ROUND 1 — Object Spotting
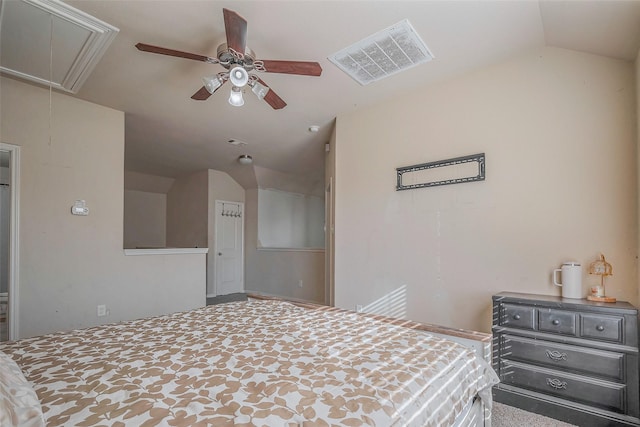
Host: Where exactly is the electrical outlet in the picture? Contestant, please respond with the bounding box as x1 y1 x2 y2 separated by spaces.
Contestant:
97 304 107 317
356 305 363 313
298 280 303 288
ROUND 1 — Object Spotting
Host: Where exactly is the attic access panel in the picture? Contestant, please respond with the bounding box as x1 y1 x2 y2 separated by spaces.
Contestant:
328 19 434 85
0 0 118 93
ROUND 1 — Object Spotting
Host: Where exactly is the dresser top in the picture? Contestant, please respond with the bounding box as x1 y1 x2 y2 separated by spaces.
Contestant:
494 291 638 314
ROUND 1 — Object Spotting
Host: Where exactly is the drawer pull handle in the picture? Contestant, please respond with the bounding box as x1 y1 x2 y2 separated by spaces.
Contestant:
546 350 568 361
546 378 567 390
513 314 521 320
596 325 605 332
552 319 560 326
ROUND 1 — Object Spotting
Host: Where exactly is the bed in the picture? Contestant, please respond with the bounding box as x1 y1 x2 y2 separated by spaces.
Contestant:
0 297 499 426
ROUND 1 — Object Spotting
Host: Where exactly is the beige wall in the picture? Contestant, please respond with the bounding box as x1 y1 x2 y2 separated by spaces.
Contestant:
124 170 174 194
166 170 208 248
207 169 245 295
637 48 640 306
123 171 174 249
1 77 206 338
243 165 326 303
245 188 325 303
123 189 166 249
254 166 324 197
334 47 637 332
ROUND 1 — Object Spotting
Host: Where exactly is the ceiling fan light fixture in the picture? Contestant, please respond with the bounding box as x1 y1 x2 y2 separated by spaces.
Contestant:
229 66 249 87
229 86 244 106
251 81 269 100
202 74 223 94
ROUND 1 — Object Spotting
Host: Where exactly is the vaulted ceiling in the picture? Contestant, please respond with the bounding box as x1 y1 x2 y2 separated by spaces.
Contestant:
3 1 640 189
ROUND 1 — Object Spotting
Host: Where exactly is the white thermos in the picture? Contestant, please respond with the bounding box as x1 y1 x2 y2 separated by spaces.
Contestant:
553 262 583 299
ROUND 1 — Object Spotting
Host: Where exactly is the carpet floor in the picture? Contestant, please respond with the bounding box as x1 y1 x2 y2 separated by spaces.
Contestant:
492 402 577 427
206 292 248 305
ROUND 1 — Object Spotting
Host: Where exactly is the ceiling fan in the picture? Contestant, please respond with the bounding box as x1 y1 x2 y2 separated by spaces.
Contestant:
135 8 322 110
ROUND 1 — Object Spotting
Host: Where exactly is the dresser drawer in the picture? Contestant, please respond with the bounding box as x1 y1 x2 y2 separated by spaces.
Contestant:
538 309 576 336
581 314 623 343
500 304 535 330
500 361 625 412
500 334 625 381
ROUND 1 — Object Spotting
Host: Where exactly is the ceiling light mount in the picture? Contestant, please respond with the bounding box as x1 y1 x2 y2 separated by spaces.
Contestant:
238 154 253 165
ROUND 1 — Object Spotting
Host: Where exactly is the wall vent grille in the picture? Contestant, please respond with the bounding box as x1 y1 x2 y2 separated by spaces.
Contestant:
328 19 433 85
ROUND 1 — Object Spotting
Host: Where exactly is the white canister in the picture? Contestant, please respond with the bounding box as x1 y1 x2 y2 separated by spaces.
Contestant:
553 262 583 299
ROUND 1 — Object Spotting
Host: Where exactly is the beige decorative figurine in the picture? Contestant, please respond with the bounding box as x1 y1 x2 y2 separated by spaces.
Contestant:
587 253 616 302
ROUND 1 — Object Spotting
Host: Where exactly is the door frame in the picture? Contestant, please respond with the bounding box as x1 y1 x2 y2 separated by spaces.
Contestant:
0 143 20 340
325 178 334 306
213 200 244 296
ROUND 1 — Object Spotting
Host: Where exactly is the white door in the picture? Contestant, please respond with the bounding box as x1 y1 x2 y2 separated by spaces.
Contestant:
214 200 244 296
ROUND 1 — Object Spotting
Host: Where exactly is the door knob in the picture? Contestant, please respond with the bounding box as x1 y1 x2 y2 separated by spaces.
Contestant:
218 252 222 256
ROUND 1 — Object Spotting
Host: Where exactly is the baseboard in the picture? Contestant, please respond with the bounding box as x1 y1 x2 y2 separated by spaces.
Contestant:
245 290 322 305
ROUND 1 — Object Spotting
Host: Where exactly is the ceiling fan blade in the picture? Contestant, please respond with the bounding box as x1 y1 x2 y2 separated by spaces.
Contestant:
260 60 322 76
136 43 215 63
191 86 213 101
223 8 247 55
256 78 287 110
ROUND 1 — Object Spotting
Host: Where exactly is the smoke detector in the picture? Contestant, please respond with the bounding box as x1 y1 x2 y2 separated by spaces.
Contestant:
328 19 433 85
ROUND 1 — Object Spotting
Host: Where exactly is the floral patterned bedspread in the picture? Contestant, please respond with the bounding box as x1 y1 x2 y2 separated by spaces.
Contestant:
0 300 498 426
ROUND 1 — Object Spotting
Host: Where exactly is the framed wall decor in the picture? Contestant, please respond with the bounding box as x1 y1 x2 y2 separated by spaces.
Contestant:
396 153 485 191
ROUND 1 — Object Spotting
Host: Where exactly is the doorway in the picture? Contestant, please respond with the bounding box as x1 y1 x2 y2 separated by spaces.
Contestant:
0 143 20 341
212 200 244 296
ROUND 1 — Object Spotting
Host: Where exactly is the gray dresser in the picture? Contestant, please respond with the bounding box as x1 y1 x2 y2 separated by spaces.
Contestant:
492 292 639 426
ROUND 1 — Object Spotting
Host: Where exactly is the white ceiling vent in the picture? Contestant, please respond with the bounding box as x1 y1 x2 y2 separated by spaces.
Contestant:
0 0 119 93
328 19 433 86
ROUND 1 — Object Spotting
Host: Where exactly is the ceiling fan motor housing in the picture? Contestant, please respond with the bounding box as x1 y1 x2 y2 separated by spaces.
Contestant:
216 43 255 70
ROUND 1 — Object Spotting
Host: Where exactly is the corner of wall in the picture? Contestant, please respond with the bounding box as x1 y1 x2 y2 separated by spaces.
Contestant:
325 121 337 306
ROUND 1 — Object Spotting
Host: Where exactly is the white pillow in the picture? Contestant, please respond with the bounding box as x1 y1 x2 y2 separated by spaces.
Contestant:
0 351 45 427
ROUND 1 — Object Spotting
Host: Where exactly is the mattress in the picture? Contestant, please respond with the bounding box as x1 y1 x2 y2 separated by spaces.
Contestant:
0 300 499 426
